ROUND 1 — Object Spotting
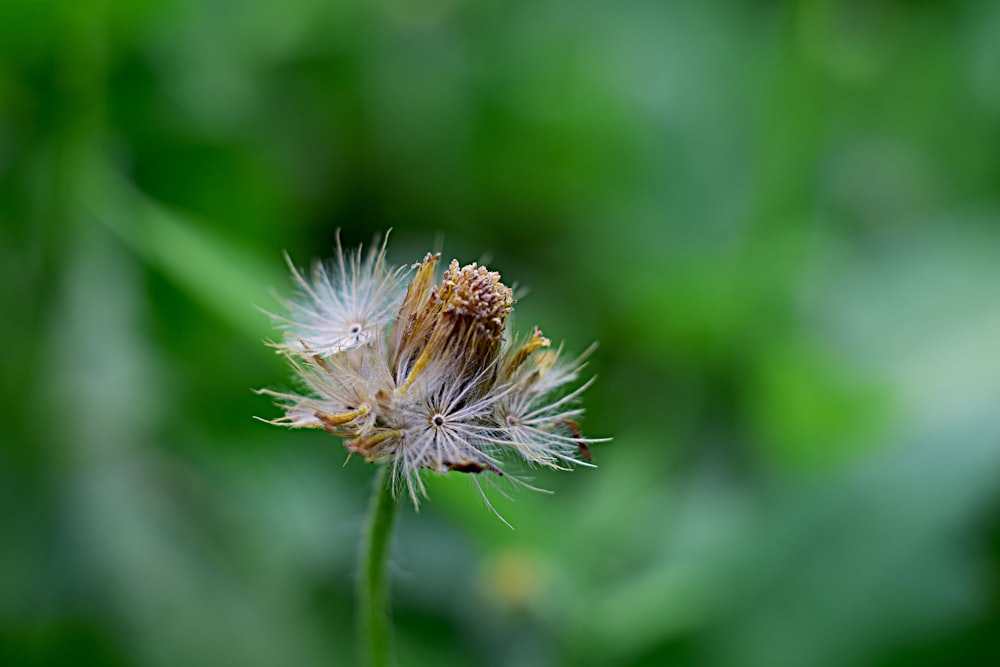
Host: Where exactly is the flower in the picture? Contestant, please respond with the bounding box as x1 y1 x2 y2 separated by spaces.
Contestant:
259 234 603 516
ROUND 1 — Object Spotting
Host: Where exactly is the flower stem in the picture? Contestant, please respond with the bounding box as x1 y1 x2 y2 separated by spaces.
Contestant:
358 464 398 667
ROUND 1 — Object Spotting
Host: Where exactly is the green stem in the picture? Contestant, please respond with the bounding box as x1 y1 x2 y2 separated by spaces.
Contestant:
358 465 398 667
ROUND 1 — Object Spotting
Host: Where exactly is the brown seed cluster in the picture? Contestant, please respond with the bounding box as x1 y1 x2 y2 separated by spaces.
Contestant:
436 260 514 337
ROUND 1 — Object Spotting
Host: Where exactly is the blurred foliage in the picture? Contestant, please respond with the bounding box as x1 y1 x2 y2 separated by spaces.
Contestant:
3 0 1000 666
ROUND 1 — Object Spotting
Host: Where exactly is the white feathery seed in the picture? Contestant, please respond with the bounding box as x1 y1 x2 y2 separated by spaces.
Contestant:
270 234 408 356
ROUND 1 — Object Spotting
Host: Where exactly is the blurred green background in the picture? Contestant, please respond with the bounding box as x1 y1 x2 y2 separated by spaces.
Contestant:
3 0 1000 665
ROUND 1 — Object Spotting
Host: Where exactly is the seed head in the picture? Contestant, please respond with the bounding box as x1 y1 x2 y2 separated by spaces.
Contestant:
258 234 603 516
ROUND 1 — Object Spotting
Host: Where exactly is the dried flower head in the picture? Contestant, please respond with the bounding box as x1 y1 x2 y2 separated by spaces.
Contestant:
259 234 603 517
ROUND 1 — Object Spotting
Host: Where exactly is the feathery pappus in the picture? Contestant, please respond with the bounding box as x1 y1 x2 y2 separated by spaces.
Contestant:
258 234 603 518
